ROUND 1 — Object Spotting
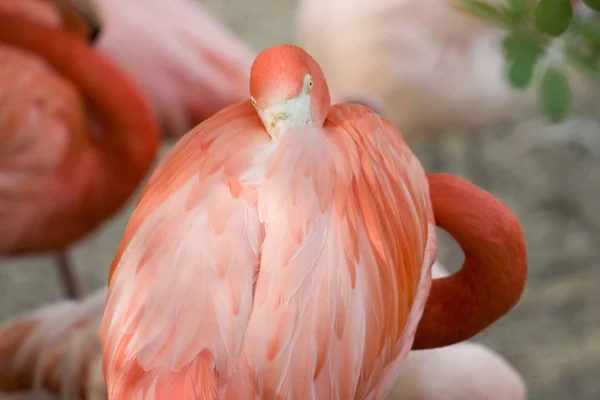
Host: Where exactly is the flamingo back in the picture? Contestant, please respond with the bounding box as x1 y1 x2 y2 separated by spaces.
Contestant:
95 0 255 136
230 105 435 399
102 103 436 399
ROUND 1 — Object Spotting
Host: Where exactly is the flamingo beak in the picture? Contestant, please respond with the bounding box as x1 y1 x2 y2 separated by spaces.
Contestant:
259 109 290 140
54 0 103 43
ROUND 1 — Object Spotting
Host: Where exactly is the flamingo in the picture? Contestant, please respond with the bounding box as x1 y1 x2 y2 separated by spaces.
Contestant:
294 0 588 183
0 263 526 399
98 43 526 398
0 4 159 299
92 0 257 138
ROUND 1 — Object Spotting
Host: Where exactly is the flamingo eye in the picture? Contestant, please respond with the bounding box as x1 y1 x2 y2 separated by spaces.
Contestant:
304 74 313 93
306 77 313 92
250 97 258 110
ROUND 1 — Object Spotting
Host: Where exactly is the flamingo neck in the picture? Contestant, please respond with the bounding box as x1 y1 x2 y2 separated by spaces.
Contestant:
413 173 527 349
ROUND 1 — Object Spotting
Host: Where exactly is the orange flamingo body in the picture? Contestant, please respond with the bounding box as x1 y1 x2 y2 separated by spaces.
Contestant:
101 44 526 398
0 6 159 297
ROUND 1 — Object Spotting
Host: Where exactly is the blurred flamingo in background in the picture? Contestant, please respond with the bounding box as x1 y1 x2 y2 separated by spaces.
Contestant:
99 44 526 398
0 4 159 299
294 0 587 182
0 263 526 400
390 342 527 399
0 288 106 399
295 0 533 131
93 0 258 138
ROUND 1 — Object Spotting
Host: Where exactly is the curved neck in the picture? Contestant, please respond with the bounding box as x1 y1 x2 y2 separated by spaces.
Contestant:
0 13 159 244
413 173 527 349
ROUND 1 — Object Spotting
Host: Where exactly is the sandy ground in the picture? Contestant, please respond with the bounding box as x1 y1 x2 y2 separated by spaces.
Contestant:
2 0 600 399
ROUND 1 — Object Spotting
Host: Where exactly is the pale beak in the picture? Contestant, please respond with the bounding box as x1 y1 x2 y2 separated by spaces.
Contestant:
270 113 288 129
53 0 102 43
259 110 290 140
255 94 312 140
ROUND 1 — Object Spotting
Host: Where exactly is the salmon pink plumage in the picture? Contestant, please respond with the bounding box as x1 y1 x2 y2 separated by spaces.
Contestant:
101 44 527 399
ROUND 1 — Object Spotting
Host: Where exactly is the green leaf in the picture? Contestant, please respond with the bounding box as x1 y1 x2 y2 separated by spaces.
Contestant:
505 0 530 22
539 66 572 122
565 44 600 75
502 32 544 88
572 18 600 48
456 0 512 25
535 0 573 36
583 0 600 12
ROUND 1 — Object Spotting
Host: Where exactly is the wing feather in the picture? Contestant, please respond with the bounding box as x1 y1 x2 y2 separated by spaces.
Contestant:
101 102 270 399
232 104 436 399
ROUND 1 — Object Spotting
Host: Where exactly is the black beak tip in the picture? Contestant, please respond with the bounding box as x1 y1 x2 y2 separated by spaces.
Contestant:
88 24 102 44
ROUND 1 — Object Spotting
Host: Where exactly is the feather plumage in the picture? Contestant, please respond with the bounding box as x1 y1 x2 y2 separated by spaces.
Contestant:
102 103 269 399
103 102 436 399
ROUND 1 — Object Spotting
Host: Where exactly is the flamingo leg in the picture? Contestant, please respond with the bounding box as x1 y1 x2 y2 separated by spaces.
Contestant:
54 251 83 299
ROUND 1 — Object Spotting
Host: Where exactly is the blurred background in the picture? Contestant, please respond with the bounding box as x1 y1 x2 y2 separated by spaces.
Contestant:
1 0 600 399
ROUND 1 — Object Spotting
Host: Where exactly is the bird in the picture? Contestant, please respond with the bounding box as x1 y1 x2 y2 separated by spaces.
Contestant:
0 265 524 400
92 0 258 138
0 4 159 299
99 43 527 398
293 0 586 183
386 261 527 400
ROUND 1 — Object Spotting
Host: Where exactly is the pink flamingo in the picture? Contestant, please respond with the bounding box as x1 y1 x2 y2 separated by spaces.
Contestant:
99 44 526 398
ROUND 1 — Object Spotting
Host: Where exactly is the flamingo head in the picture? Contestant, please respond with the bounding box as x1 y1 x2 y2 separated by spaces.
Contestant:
53 0 103 42
249 44 331 140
